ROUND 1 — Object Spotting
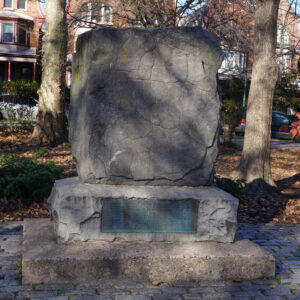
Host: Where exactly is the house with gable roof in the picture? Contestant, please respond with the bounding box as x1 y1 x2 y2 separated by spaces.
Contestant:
0 0 44 81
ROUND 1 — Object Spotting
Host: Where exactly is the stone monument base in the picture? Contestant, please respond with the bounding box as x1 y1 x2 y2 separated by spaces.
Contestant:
48 177 239 243
22 219 275 284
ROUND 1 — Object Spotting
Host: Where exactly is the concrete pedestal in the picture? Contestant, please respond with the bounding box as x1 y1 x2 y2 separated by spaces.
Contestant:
22 219 275 285
48 177 239 243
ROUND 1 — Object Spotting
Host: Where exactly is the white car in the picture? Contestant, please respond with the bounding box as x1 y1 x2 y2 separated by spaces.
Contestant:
0 94 38 122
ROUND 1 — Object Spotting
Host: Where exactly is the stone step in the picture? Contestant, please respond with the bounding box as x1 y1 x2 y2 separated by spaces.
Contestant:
22 219 275 285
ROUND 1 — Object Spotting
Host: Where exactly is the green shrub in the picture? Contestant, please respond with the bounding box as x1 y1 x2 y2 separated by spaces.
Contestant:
219 78 246 143
0 80 39 106
220 77 249 101
35 146 49 158
214 176 245 198
273 73 300 112
221 98 243 139
0 155 63 205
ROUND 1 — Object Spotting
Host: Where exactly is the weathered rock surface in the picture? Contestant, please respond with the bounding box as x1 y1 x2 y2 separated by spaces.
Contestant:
70 27 223 186
22 219 275 284
48 177 238 242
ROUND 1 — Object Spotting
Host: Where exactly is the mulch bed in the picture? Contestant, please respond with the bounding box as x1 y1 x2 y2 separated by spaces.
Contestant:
215 144 300 224
0 129 299 224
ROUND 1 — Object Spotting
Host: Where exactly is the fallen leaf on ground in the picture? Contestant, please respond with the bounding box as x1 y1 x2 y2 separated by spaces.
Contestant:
152 280 163 286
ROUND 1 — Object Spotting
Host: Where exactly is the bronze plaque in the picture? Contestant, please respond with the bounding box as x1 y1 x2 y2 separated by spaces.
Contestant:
101 199 198 233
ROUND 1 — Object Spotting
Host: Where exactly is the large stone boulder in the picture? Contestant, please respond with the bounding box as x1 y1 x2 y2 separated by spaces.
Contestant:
70 27 223 186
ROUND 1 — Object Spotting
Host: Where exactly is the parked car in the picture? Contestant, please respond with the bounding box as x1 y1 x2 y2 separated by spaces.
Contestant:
235 110 295 140
287 114 299 123
0 93 38 122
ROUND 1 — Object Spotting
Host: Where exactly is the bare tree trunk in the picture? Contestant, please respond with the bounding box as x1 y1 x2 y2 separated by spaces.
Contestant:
32 0 68 146
237 0 280 195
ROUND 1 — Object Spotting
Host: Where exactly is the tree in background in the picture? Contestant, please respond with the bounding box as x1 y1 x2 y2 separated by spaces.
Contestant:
67 0 187 28
237 0 281 195
67 0 253 49
114 0 177 27
31 0 68 146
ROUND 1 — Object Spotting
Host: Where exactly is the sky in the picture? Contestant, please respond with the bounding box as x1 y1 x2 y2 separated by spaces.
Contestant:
40 1 44 14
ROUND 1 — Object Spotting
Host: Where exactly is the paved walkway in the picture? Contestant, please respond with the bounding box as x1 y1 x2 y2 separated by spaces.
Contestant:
232 138 300 149
0 221 299 300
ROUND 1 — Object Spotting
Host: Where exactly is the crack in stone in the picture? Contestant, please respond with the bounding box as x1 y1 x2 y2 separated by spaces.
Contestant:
70 27 223 186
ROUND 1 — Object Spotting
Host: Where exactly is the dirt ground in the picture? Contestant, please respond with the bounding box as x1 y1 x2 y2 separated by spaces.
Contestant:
0 129 299 224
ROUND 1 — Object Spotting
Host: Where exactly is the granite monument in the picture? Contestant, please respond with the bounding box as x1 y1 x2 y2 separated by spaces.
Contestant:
49 27 238 243
23 27 275 284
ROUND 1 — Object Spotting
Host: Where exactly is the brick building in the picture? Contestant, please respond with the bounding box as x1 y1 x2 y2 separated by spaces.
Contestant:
67 0 116 54
66 0 118 86
0 0 44 81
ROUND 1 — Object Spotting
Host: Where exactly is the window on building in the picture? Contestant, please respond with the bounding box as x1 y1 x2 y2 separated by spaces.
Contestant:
103 6 112 23
224 52 235 69
3 0 12 8
277 25 282 44
3 23 14 43
277 25 289 45
80 2 113 25
21 67 31 80
282 54 290 73
18 25 26 45
91 3 102 23
81 3 90 23
17 0 26 9
221 50 245 73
